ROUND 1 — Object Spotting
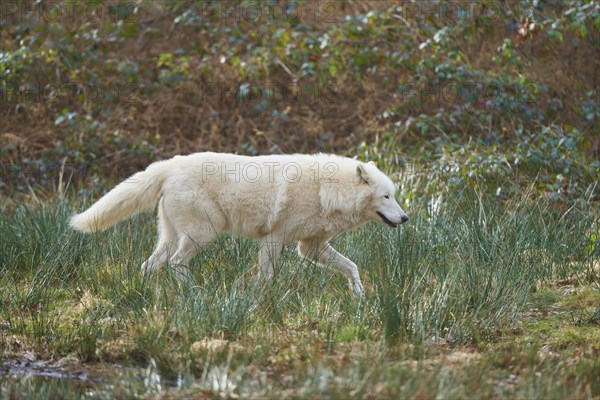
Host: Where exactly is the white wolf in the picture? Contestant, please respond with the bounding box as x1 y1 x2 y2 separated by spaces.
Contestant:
70 153 408 295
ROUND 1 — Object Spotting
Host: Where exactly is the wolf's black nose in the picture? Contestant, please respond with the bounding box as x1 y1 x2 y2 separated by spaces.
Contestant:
401 215 409 223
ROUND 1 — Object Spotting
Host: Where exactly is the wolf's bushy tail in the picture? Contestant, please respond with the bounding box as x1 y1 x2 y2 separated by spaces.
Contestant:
70 160 170 233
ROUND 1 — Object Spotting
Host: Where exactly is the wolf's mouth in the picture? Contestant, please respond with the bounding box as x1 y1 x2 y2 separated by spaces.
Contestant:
377 211 398 228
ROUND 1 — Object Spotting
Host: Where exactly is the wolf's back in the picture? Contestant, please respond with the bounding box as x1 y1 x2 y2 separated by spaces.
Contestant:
70 160 170 233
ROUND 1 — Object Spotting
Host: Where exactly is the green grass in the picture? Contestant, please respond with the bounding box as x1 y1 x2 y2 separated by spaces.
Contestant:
0 183 598 399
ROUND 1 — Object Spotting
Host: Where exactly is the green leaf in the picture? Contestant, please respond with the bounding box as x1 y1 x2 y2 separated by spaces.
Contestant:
328 62 338 77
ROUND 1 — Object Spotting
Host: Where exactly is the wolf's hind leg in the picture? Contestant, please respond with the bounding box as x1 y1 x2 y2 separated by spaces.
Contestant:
168 226 219 285
168 236 201 285
258 237 284 281
298 240 365 297
141 198 178 276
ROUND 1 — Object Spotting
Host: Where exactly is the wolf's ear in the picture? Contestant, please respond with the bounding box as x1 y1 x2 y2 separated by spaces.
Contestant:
367 161 376 167
356 163 371 185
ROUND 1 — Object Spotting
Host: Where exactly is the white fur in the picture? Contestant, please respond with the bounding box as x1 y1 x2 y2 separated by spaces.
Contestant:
70 152 408 295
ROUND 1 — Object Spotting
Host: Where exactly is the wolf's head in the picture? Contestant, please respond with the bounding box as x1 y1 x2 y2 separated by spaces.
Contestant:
356 162 408 228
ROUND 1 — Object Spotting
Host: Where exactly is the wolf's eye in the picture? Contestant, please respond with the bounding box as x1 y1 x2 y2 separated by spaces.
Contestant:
384 195 390 199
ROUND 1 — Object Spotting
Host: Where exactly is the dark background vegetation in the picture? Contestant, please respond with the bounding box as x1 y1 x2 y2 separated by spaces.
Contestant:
1 0 598 202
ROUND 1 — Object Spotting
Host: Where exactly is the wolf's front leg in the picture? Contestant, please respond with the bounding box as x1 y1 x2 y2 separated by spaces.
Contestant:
298 240 365 297
320 244 365 297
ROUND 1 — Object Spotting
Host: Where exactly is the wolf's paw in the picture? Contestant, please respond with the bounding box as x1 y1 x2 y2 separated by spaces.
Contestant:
350 279 365 298
140 260 151 276
173 265 195 286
